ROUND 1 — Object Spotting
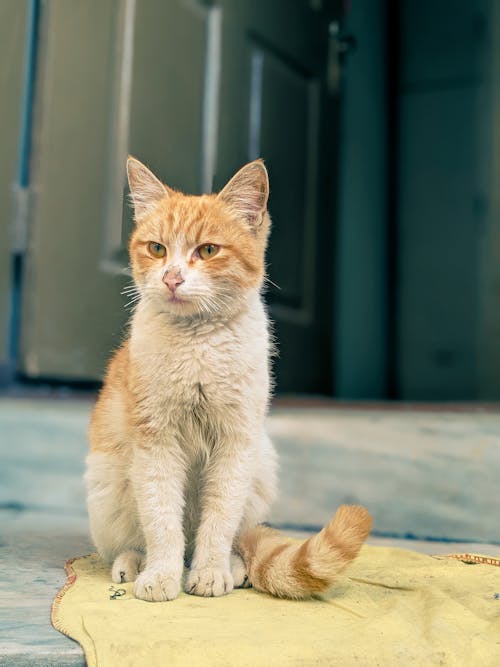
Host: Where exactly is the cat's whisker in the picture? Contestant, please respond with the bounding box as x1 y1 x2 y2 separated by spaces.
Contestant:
123 292 141 302
123 298 142 310
122 290 141 301
203 294 231 316
123 293 141 302
264 276 281 290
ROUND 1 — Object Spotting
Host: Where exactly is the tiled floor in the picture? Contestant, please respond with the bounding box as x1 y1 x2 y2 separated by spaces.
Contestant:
1 398 499 665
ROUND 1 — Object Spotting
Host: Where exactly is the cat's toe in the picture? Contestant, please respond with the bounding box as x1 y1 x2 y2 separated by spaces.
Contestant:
111 550 144 583
186 567 233 597
134 568 181 601
230 553 251 588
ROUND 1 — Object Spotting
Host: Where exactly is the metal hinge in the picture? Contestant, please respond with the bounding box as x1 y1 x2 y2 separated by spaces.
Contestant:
10 184 31 254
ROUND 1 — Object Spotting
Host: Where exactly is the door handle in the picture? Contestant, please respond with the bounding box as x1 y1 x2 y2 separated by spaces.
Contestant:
327 21 356 95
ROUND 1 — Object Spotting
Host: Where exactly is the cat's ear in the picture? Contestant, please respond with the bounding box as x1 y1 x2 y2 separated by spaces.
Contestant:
126 156 169 221
217 160 269 229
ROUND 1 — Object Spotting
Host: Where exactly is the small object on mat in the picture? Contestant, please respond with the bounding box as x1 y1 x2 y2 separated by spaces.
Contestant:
109 586 126 600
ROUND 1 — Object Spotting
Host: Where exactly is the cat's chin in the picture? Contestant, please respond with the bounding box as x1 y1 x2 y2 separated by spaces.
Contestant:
164 297 194 315
168 295 189 305
161 297 204 318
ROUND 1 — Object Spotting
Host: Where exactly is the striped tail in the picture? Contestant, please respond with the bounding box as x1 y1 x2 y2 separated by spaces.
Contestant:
237 505 372 599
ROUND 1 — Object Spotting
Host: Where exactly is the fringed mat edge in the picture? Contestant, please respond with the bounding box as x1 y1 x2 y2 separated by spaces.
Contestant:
51 555 81 638
51 553 98 667
433 553 500 566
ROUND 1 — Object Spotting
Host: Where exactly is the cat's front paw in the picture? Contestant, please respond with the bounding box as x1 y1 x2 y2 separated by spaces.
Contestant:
134 567 181 602
186 567 234 597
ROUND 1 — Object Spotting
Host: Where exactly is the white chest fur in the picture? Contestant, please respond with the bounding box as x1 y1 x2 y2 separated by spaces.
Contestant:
129 291 270 442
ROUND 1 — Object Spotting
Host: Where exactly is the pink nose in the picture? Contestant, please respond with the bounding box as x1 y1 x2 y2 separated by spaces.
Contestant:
162 269 184 293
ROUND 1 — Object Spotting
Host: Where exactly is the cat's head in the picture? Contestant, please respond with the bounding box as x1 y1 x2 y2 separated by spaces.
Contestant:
127 157 271 319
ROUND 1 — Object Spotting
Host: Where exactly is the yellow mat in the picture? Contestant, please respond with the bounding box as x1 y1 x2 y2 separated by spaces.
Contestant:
52 546 500 666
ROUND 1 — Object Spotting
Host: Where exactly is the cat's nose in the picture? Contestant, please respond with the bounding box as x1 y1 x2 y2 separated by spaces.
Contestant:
162 268 185 293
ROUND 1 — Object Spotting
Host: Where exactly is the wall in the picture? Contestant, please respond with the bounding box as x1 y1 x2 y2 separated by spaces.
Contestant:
334 0 389 398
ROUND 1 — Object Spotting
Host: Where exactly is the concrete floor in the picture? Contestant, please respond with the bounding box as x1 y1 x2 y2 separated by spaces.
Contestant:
1 398 499 665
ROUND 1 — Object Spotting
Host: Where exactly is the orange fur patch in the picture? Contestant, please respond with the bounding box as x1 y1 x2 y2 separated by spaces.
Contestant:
88 344 132 454
292 541 330 593
255 542 291 588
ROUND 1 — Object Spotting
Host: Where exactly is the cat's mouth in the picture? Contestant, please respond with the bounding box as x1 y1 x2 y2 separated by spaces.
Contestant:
168 294 189 305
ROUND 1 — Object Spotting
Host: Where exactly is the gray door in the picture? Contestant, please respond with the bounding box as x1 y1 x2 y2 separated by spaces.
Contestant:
19 0 341 393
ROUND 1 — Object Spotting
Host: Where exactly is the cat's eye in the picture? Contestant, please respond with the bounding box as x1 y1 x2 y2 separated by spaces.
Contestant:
148 241 166 258
197 244 220 260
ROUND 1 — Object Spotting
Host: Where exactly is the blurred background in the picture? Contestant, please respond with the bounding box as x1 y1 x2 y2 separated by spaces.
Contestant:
2 0 499 401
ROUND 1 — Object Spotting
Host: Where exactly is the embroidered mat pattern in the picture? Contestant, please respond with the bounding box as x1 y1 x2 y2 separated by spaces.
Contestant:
52 545 500 666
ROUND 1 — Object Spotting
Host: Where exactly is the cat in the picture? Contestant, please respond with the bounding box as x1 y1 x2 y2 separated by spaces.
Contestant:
85 156 372 602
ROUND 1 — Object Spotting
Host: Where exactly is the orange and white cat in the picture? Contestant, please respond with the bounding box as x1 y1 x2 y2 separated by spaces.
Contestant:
85 157 372 602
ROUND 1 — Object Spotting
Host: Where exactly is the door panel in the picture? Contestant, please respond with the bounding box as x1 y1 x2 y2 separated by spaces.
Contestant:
128 1 208 194
398 88 480 399
259 47 320 317
397 0 487 399
20 0 341 394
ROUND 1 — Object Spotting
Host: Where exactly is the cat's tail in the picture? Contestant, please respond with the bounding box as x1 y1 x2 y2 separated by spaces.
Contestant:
237 504 372 599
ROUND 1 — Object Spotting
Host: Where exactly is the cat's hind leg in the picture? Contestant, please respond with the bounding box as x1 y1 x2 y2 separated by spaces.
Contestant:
85 451 145 566
111 549 144 583
230 553 251 588
230 483 271 590
231 431 277 590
